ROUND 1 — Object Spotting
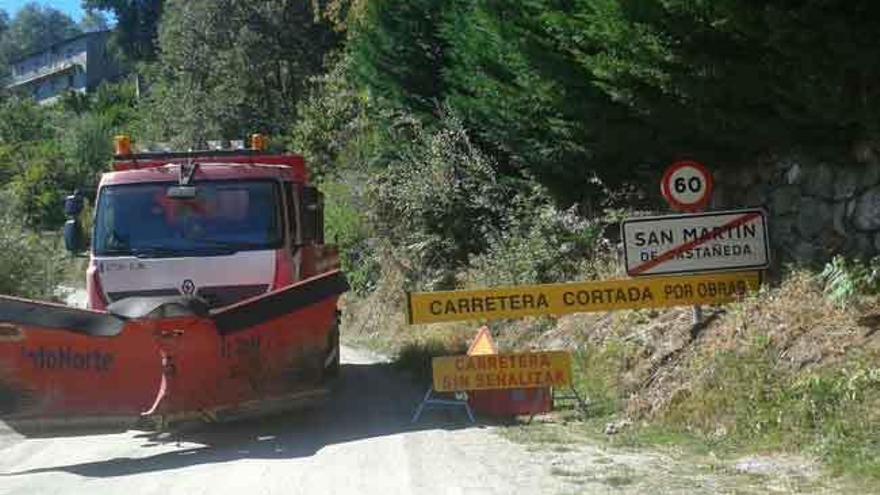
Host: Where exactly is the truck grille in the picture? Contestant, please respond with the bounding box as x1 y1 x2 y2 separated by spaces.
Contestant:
107 289 179 302
197 285 270 308
107 285 269 309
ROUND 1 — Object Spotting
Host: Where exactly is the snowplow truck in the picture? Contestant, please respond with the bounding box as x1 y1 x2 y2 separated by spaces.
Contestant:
0 135 348 433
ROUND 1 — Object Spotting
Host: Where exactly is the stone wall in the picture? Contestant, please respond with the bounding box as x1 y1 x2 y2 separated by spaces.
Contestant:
713 157 880 265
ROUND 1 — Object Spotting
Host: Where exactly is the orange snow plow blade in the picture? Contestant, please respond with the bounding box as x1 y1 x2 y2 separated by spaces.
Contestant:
0 270 348 434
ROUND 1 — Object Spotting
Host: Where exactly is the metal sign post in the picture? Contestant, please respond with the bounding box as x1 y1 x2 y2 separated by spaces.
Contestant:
660 160 715 324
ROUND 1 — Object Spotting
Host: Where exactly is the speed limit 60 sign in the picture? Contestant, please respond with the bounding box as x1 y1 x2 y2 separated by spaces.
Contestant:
661 160 713 212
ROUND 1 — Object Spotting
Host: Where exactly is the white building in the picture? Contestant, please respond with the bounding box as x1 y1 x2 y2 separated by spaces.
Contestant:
6 30 124 104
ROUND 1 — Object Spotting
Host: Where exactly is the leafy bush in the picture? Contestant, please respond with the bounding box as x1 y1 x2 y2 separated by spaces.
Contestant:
6 141 69 228
0 194 69 300
308 104 608 294
366 112 516 290
821 255 880 305
291 52 383 180
468 193 605 286
321 178 380 294
0 82 139 229
59 111 114 186
0 98 53 145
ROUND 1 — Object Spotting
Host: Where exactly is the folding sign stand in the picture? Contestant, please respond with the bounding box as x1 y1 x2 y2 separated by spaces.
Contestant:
520 386 589 424
552 385 589 412
411 386 476 424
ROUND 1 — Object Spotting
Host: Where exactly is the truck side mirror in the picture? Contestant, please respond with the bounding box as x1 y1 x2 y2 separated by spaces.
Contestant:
302 186 318 242
64 219 85 253
63 191 87 255
64 192 84 217
316 191 324 244
301 186 324 244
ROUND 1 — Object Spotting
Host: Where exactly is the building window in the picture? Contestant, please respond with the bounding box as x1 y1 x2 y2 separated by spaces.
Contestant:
68 74 74 88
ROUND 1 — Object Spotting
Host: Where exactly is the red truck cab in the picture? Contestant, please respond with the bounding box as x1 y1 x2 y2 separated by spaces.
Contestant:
0 136 351 426
72 137 338 311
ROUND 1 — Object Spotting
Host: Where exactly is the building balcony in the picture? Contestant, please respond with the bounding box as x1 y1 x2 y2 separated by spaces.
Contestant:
6 60 84 90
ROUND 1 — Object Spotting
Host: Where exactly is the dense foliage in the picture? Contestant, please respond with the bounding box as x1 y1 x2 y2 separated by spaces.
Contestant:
0 3 82 67
821 255 880 305
0 193 68 300
84 0 163 61
0 83 137 229
341 0 880 202
2 0 880 296
140 0 340 147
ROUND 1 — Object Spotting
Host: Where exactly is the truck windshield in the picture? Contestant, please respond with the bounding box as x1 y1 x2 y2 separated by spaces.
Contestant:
93 180 282 257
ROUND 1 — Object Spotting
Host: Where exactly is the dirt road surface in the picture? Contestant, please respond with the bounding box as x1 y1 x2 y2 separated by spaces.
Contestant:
0 345 561 495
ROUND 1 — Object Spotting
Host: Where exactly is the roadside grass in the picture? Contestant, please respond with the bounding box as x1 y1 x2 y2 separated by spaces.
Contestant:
501 308 880 489
342 262 880 488
655 345 880 480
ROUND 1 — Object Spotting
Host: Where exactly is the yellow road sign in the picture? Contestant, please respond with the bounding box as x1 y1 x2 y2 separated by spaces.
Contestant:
407 271 760 325
432 351 572 392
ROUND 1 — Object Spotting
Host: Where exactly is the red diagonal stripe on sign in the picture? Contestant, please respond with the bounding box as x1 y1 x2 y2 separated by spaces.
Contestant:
629 211 762 276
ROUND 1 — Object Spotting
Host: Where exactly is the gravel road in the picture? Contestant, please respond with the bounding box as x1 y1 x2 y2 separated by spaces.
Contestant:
0 345 561 495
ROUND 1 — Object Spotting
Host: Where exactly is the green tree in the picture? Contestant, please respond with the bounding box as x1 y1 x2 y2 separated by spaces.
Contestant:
84 0 163 61
0 98 54 189
0 10 9 38
322 0 368 33
7 141 69 228
144 0 340 146
291 52 383 179
351 0 451 117
349 0 880 205
79 9 110 33
0 84 138 228
0 3 81 64
57 83 138 185
0 97 53 145
439 1 631 201
348 0 655 203
575 0 880 161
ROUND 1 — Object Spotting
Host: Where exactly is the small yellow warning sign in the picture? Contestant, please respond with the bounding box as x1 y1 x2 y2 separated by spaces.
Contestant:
406 271 760 325
467 326 497 356
432 351 572 392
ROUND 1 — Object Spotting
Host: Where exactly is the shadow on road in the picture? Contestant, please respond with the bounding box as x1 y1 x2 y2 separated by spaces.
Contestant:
3 357 479 479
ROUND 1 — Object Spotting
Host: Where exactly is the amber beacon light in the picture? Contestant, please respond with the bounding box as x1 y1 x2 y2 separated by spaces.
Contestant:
250 133 267 151
114 135 132 156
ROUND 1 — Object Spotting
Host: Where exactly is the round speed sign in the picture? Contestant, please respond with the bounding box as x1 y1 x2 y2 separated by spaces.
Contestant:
660 160 713 211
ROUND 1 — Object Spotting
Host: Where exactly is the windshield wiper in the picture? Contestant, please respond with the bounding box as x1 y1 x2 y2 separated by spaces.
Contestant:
102 241 265 259
129 245 236 258
131 246 191 258
191 239 272 251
